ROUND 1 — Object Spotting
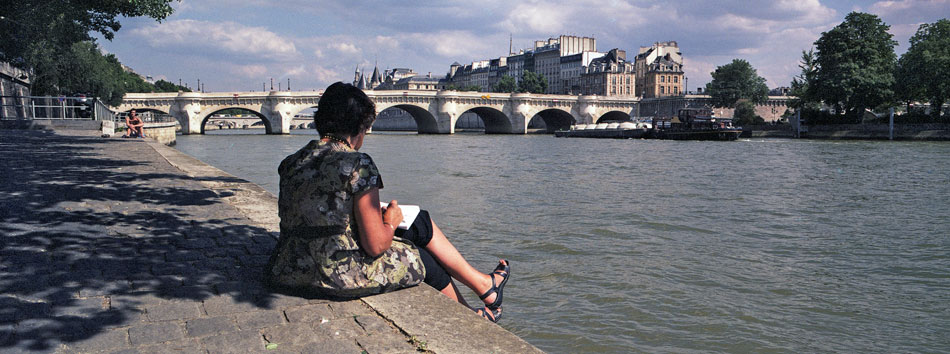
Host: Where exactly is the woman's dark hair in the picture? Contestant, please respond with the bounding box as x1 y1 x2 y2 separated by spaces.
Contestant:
313 82 376 137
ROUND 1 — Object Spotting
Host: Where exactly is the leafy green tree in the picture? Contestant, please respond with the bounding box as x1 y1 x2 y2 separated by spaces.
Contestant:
704 59 768 108
813 12 897 120
896 19 950 119
55 41 159 105
733 100 764 126
1 0 176 97
492 76 517 93
790 49 820 109
518 71 547 94
154 79 190 92
64 41 125 105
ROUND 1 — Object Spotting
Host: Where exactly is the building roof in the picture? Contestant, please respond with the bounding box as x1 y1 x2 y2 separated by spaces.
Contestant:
370 65 382 84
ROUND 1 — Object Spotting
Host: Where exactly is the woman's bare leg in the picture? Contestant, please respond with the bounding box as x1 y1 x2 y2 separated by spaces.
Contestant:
425 220 504 306
438 280 469 307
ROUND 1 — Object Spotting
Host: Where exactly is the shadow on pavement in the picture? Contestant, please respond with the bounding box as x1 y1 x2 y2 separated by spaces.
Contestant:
0 130 289 350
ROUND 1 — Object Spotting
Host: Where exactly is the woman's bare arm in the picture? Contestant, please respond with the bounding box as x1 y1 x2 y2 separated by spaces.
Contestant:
353 187 403 257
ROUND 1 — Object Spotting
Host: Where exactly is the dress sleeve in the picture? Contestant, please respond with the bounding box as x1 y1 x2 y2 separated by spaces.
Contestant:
350 152 384 194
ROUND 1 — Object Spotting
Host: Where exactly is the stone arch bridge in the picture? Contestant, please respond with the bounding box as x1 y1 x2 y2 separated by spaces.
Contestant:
118 90 640 134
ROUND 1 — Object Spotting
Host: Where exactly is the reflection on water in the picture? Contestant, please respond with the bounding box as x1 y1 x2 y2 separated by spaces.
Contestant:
177 130 950 353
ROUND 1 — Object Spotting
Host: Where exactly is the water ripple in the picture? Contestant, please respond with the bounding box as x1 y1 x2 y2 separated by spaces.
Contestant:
176 131 950 353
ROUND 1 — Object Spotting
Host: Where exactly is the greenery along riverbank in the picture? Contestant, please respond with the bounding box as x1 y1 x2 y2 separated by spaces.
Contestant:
698 13 948 127
0 0 188 106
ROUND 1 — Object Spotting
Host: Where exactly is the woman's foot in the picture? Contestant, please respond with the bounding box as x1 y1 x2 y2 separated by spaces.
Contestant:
478 260 509 310
474 306 502 323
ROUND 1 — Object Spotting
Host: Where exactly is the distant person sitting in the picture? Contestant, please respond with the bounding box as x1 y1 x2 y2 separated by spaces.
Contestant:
266 82 511 322
124 110 145 138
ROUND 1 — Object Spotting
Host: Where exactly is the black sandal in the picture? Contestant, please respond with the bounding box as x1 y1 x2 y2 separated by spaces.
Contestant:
478 260 510 311
474 306 502 323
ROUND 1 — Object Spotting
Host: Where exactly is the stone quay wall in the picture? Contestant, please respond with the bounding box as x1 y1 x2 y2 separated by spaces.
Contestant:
805 123 950 140
144 121 177 145
739 123 950 140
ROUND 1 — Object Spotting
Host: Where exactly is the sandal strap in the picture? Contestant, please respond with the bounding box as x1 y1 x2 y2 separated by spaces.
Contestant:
478 275 497 300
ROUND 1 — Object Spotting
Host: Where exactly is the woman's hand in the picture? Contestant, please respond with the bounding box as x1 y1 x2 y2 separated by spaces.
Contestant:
382 200 404 231
353 187 395 257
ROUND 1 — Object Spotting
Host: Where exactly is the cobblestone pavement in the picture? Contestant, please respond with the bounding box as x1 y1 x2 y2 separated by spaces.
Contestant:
0 130 429 353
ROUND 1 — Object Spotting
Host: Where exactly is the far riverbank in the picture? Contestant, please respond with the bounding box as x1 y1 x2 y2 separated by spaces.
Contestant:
744 123 950 140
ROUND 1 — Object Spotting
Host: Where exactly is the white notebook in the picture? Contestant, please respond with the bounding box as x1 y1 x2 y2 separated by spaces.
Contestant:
379 202 420 230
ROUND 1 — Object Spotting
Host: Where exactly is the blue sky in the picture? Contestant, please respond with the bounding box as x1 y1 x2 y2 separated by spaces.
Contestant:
96 0 950 93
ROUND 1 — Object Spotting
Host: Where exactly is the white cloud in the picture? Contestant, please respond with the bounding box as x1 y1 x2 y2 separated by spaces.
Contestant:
330 42 360 55
230 64 267 78
405 31 500 59
775 0 836 23
867 0 950 23
499 4 568 34
131 20 298 59
869 0 920 14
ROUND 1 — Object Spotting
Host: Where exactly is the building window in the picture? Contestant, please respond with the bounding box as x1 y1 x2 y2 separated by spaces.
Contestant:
660 86 665 94
674 86 678 94
660 76 665 83
673 76 678 83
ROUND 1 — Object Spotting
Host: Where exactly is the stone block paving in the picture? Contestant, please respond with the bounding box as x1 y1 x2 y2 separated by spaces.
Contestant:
0 130 427 353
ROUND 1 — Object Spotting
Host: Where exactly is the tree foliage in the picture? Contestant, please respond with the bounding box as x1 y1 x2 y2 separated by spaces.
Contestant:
35 41 188 106
518 71 547 94
704 59 768 108
732 100 764 126
0 0 176 101
896 19 950 119
492 76 517 93
813 12 897 119
790 49 820 109
154 79 190 93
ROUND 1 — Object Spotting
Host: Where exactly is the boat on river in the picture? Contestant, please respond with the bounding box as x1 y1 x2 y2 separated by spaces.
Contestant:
650 108 742 141
554 121 651 139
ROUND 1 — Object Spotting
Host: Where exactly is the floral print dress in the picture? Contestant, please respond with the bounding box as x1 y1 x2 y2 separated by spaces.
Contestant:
266 140 425 298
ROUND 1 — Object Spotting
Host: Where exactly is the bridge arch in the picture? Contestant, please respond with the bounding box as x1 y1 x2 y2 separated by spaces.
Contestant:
596 110 632 123
197 107 271 134
376 103 438 134
456 106 511 134
529 108 575 132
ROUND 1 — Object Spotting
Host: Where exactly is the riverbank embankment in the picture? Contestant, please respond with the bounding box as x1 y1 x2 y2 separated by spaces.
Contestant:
0 128 540 353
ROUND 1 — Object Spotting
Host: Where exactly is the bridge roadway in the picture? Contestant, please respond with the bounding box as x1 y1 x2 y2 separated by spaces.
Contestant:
118 90 640 135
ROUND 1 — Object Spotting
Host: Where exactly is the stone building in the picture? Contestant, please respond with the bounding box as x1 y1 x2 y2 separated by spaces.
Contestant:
579 49 636 97
506 51 533 85
443 35 596 93
390 74 442 91
560 51 605 94
634 41 684 98
639 54 684 98
530 35 596 94
352 63 384 90
533 46 561 93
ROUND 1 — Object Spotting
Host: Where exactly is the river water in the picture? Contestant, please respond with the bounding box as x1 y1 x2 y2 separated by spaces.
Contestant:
175 130 950 353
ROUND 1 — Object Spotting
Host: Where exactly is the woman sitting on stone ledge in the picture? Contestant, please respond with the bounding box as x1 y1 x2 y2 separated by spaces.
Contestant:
266 82 510 322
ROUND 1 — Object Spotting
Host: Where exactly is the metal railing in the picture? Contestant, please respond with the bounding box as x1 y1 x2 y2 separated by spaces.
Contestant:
0 95 115 121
